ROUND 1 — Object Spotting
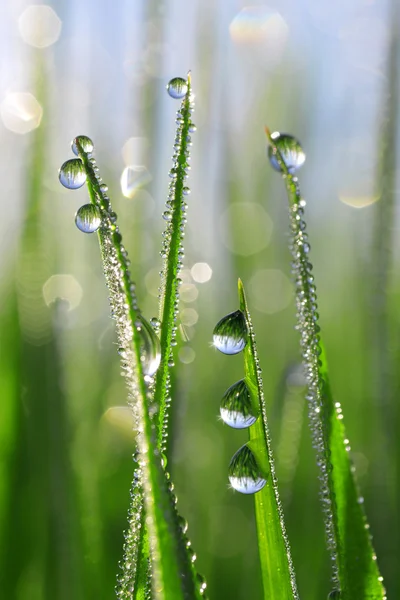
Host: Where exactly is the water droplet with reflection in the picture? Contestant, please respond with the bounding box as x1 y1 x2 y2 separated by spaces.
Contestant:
72 135 94 156
213 310 248 355
229 444 267 494
268 132 306 174
59 158 87 189
167 77 188 99
75 204 102 233
220 379 257 429
136 315 161 377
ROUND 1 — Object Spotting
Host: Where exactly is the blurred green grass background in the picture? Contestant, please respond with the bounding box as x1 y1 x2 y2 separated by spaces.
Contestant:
0 1 398 599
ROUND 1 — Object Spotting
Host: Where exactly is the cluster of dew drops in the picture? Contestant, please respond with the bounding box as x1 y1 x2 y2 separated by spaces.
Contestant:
209 133 308 497
212 308 267 495
58 135 162 381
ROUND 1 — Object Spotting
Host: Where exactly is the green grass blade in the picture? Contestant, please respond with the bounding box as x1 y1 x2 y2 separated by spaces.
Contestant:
154 73 194 453
238 280 299 600
266 128 385 599
59 139 201 600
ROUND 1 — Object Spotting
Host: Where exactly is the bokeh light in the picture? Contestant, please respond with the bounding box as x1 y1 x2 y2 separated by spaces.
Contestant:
219 203 273 256
18 5 62 49
121 165 152 198
248 269 293 314
42 274 83 311
0 92 43 134
191 262 212 283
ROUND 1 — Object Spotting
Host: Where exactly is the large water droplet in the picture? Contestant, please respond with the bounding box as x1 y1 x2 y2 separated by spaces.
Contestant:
213 310 248 355
167 77 188 99
268 132 306 174
59 158 87 189
71 135 94 156
137 315 161 377
220 379 257 429
327 592 341 600
228 444 267 494
75 204 102 233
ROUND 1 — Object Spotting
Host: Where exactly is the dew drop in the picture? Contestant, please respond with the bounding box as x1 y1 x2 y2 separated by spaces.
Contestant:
327 591 341 600
220 379 257 429
167 77 188 99
177 515 188 534
59 158 86 189
268 132 306 174
228 444 267 494
136 315 161 377
75 204 102 233
150 317 161 330
196 574 207 595
213 310 248 355
71 135 94 156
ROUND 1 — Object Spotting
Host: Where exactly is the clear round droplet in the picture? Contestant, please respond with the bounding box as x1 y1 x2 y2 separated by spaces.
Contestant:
220 379 257 429
71 135 94 156
213 310 248 355
228 444 267 494
327 592 341 600
75 204 102 233
137 315 161 377
267 132 306 174
167 77 188 99
59 158 86 189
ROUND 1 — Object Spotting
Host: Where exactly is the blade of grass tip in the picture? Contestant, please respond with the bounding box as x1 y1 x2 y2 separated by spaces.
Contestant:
59 138 200 600
144 72 207 599
238 279 299 600
155 72 194 453
265 127 386 599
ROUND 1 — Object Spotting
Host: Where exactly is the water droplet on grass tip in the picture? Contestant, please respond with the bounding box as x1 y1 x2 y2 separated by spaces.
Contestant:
229 444 266 494
75 204 102 233
220 379 257 429
137 315 161 377
213 310 248 355
167 77 188 99
327 591 341 599
71 135 94 156
59 158 86 189
268 132 305 174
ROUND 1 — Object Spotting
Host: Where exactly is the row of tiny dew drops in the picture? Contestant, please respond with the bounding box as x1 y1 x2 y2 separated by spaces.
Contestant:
58 134 162 381
264 132 384 600
159 75 208 599
267 133 345 600
157 75 197 455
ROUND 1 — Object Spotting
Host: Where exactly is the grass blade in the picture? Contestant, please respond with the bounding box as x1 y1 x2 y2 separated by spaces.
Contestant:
59 138 201 600
238 280 299 600
265 128 386 599
155 73 194 453
213 281 299 600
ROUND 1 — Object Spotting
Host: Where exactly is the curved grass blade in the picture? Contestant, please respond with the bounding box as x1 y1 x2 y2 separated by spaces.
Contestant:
154 72 194 453
265 127 385 599
238 279 299 600
59 138 201 600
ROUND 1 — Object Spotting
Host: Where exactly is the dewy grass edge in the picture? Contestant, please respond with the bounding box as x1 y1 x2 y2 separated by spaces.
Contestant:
132 72 206 600
265 127 386 599
155 72 193 452
238 279 299 600
61 138 200 600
